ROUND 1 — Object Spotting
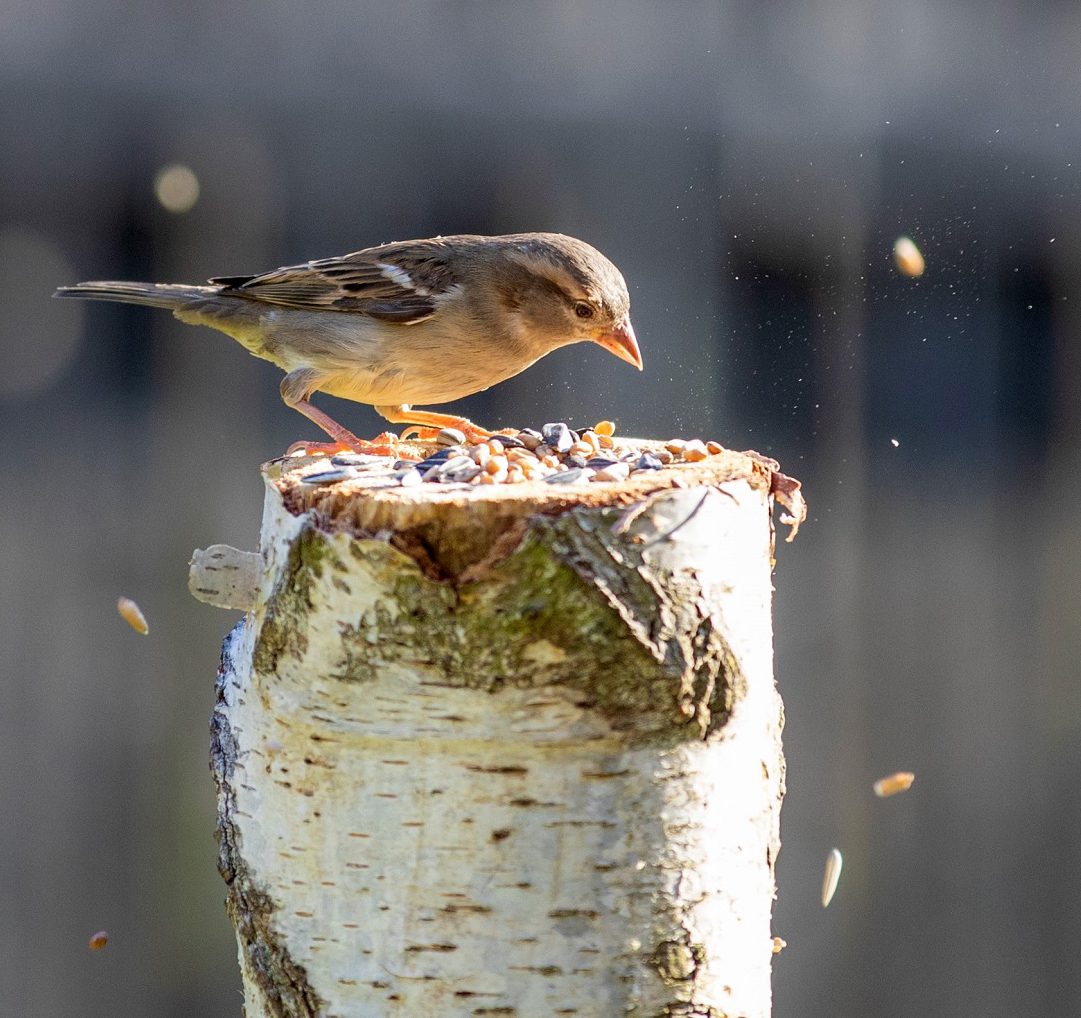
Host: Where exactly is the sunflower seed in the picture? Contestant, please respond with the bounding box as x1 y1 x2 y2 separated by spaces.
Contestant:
634 453 664 471
331 453 388 468
441 463 482 483
591 462 631 482
302 468 358 485
545 467 594 484
433 455 479 483
542 422 573 453
436 427 467 447
516 429 544 450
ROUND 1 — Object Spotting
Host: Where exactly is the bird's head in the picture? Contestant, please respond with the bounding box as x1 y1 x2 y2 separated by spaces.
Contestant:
495 233 643 370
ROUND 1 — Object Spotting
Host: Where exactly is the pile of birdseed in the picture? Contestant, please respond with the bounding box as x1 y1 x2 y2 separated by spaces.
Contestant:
296 421 727 489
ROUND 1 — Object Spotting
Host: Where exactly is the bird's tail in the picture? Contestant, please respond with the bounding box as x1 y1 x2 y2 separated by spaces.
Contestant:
53 281 218 309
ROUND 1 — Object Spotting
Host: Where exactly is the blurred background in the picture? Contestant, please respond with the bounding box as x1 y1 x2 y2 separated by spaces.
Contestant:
2 1 1079 1015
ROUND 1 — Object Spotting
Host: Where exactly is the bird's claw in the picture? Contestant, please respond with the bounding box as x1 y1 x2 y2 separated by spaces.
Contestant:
286 434 400 458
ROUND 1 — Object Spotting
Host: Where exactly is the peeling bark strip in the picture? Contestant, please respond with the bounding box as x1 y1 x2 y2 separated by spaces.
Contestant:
209 455 788 1018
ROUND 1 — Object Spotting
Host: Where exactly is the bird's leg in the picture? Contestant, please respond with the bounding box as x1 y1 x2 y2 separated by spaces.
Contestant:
285 401 400 457
376 404 514 445
281 370 399 456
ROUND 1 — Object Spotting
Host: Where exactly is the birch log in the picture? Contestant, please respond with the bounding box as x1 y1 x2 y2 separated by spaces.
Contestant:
201 448 796 1018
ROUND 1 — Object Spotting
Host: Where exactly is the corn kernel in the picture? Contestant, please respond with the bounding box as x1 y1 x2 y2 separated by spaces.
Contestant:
683 440 708 462
594 420 616 437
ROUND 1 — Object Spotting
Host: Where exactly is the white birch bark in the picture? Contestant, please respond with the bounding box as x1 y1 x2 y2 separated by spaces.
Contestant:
205 456 788 1018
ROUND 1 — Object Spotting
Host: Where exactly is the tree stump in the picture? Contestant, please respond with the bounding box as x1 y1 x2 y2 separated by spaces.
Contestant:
195 445 799 1018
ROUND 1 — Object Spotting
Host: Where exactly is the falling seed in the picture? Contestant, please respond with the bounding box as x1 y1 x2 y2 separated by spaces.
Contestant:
117 597 148 635
893 236 925 278
88 930 109 950
873 771 915 798
154 163 200 214
821 848 843 907
772 936 787 954
890 438 900 448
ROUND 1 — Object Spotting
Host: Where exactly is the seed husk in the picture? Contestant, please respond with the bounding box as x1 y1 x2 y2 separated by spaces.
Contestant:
821 848 843 907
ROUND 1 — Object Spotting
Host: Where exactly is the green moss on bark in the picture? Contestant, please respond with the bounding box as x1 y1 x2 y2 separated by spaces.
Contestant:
252 509 743 742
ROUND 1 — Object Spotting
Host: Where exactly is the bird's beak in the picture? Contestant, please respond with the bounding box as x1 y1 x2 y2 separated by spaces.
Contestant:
592 315 643 370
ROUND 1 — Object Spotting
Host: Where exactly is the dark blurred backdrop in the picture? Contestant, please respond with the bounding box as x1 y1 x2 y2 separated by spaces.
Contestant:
3 2 1080 1015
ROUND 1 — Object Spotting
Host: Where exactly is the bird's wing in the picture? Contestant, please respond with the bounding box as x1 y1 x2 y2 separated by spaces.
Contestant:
209 239 463 324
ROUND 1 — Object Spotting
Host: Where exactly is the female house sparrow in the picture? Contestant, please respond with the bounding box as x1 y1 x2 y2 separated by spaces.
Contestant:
55 233 642 450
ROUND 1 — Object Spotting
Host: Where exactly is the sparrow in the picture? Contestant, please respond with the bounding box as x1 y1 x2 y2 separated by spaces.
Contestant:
55 232 642 452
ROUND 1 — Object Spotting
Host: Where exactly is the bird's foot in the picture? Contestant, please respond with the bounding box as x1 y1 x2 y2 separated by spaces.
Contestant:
398 420 518 445
286 432 401 458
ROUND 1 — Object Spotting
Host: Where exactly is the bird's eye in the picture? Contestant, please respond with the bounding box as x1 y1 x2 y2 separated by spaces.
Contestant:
574 301 595 319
